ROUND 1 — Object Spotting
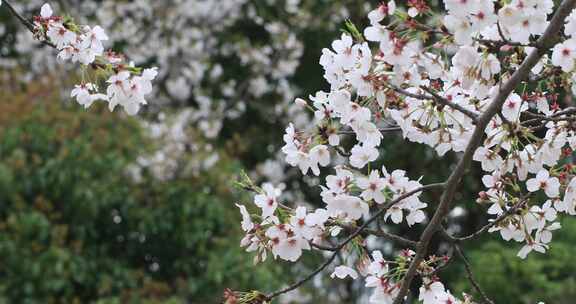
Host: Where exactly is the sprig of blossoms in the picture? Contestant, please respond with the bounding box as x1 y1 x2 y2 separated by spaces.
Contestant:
33 3 157 115
236 161 429 267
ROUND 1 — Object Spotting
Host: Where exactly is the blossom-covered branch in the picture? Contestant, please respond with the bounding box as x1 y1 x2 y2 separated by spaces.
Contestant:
395 1 576 302
229 0 576 303
2 1 158 115
264 182 445 302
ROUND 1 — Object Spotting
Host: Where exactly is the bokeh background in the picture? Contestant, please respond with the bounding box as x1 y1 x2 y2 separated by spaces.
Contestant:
1 1 575 303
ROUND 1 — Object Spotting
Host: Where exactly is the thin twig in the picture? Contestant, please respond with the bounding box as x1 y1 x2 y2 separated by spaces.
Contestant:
419 85 479 122
338 224 418 248
522 107 576 126
384 82 432 100
3 0 57 48
475 38 533 48
310 242 338 252
335 146 351 157
455 245 495 304
338 127 402 135
381 81 479 122
424 244 455 277
3 0 35 32
447 198 527 243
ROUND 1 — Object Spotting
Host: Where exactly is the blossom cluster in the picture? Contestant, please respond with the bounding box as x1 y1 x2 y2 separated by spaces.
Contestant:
236 0 576 303
32 3 157 115
237 162 429 264
237 183 326 263
351 250 461 303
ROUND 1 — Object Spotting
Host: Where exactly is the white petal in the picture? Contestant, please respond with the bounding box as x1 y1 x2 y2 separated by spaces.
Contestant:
40 3 53 18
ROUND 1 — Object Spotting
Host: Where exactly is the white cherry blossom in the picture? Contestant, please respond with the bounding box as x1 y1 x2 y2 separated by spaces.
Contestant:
526 170 560 198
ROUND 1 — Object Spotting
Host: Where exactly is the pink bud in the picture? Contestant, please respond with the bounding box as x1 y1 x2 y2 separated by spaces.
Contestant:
500 44 514 52
295 98 308 106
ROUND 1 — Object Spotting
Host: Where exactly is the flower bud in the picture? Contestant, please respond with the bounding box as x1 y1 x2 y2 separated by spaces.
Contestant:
294 98 308 106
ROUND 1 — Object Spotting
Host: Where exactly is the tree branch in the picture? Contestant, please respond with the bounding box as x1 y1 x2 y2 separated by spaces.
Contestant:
338 126 402 135
3 0 35 32
310 242 338 252
2 0 57 48
455 245 495 304
419 85 479 122
380 81 479 122
522 107 576 127
338 224 418 248
392 1 576 303
445 198 528 243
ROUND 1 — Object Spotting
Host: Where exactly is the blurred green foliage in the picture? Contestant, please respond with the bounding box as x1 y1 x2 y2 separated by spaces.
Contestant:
443 218 576 304
0 83 282 303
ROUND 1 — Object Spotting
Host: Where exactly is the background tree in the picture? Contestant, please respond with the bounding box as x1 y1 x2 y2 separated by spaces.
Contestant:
0 78 284 303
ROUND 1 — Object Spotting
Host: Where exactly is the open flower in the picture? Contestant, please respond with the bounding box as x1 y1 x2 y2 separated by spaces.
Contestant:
331 266 358 280
356 170 387 204
526 170 560 198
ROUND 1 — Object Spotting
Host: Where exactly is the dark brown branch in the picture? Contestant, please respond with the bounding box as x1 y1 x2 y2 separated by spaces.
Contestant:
310 242 338 252
455 245 495 304
446 198 528 243
3 0 57 48
338 224 418 248
522 107 576 126
392 1 576 303
265 183 445 301
338 127 402 135
551 107 576 117
3 0 35 32
475 38 533 48
419 85 479 122
382 82 479 122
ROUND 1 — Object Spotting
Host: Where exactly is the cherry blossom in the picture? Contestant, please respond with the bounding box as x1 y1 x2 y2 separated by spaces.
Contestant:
236 204 254 233
368 1 396 25
331 266 359 280
552 38 576 72
356 170 387 204
419 280 448 304
254 183 282 218
349 144 379 169
526 170 560 198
